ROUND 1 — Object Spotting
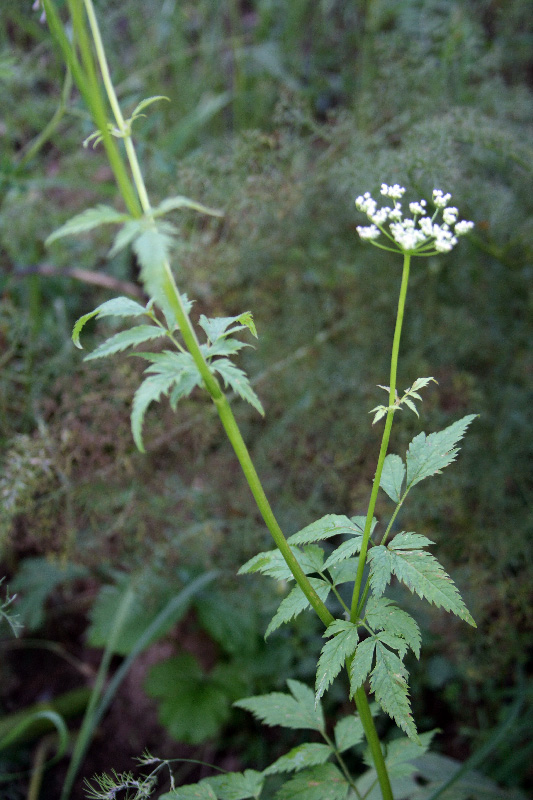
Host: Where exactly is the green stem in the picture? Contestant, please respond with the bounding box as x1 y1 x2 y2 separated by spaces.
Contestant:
42 0 141 217
350 253 411 621
80 0 334 629
61 5 397 795
353 687 393 800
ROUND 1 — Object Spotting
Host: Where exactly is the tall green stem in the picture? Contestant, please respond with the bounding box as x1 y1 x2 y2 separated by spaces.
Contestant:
55 3 399 796
350 253 411 621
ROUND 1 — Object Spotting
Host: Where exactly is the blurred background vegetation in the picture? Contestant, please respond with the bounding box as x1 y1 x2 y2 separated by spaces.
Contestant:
0 0 532 797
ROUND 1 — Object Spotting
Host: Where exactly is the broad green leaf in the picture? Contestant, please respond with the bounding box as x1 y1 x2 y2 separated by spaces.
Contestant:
264 743 332 775
275 764 349 800
365 596 421 658
212 359 264 415
405 414 477 489
154 195 223 219
388 547 476 626
334 714 365 752
83 325 167 361
380 454 405 502
316 621 359 702
160 784 216 800
265 578 330 638
72 296 148 348
371 642 418 742
367 546 392 597
349 637 377 692
46 204 129 245
144 654 231 744
235 680 324 732
131 374 177 452
207 769 264 799
287 514 354 546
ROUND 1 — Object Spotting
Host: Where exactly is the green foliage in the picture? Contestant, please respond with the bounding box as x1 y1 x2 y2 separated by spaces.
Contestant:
264 578 330 638
2 0 532 796
263 743 332 776
10 557 87 631
86 572 189 656
368 533 476 626
405 414 477 490
274 764 348 800
144 653 238 745
315 620 359 702
235 680 325 734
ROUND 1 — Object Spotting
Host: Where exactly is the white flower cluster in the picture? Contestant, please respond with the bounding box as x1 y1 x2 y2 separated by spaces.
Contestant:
355 184 474 255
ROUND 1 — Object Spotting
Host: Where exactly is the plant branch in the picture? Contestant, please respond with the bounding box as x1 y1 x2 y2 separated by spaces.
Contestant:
350 253 411 621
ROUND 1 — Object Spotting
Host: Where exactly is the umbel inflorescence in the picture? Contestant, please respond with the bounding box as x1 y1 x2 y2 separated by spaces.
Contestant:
355 184 474 255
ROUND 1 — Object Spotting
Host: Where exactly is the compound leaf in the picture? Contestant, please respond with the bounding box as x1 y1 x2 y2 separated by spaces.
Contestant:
46 204 129 245
264 743 332 775
72 296 147 348
265 578 330 638
405 415 477 490
365 597 421 659
371 642 418 742
275 764 349 800
316 621 359 702
388 548 476 626
84 325 167 361
380 454 406 503
212 359 264 416
323 537 364 570
235 679 324 733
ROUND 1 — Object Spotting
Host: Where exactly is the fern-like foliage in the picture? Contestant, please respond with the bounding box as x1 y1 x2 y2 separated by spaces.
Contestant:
71 299 263 451
367 532 476 627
